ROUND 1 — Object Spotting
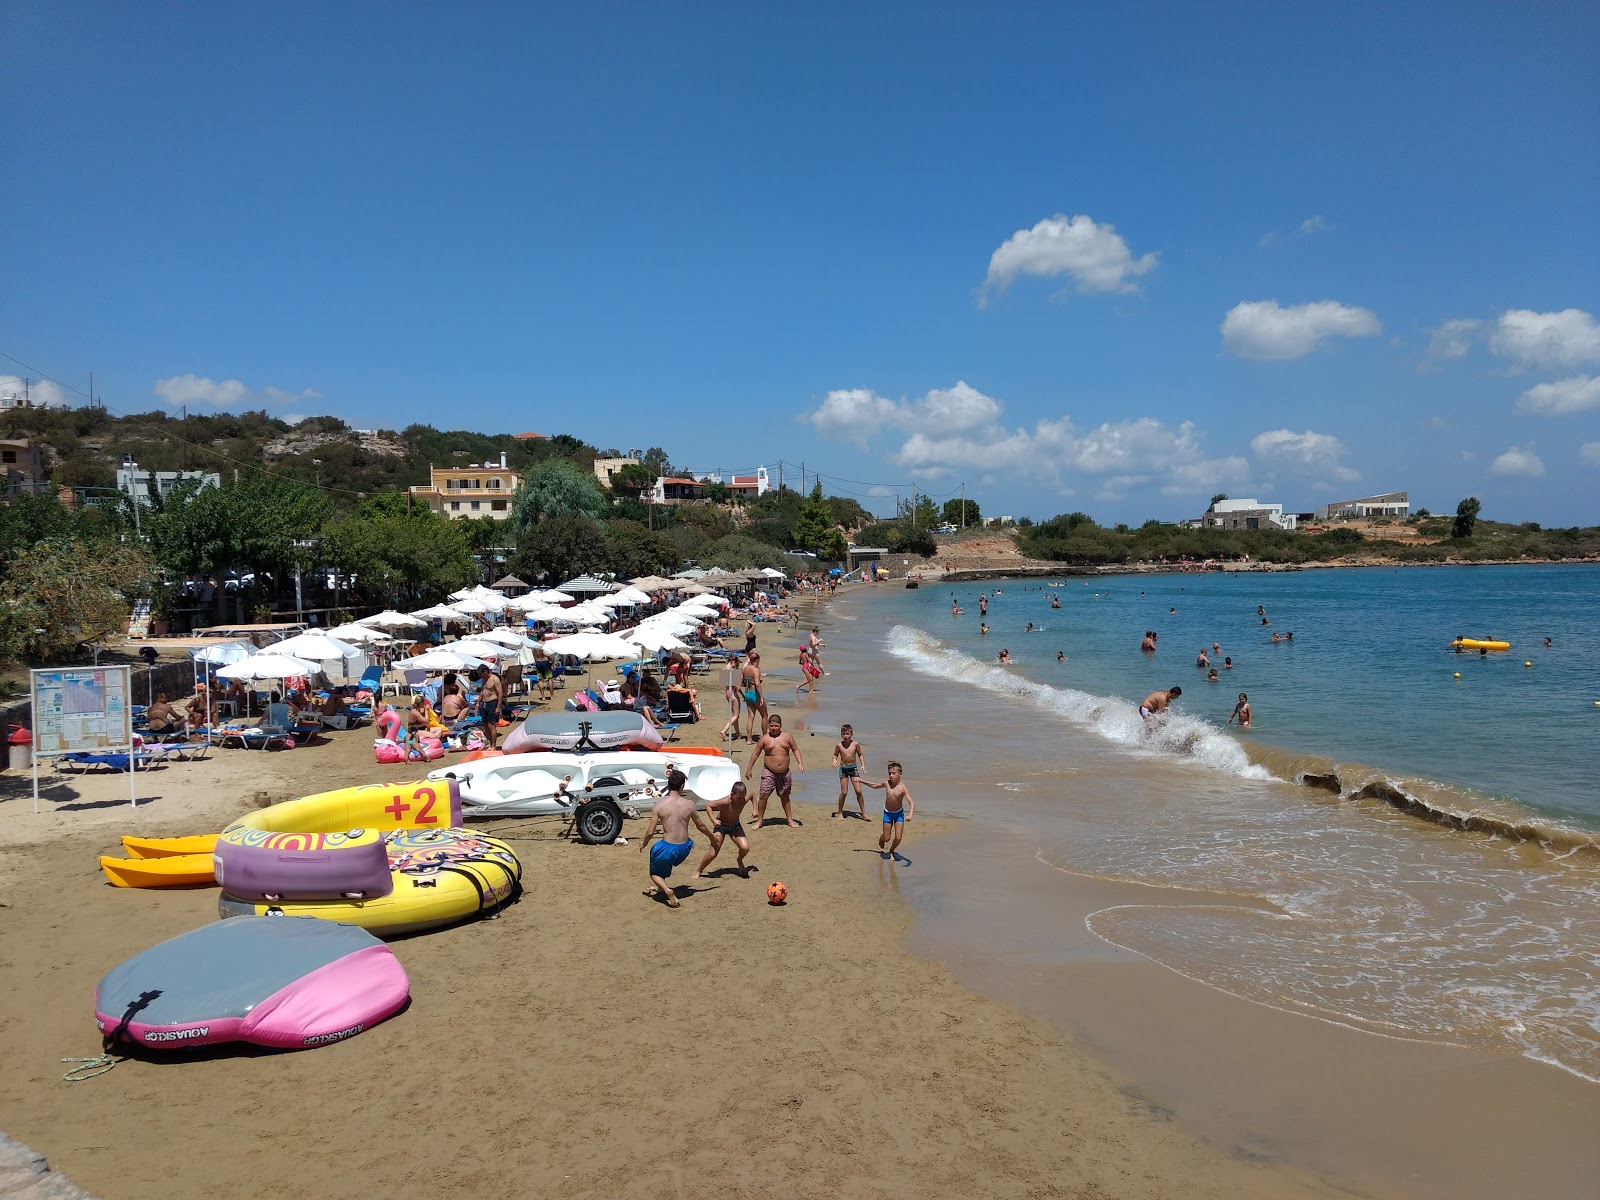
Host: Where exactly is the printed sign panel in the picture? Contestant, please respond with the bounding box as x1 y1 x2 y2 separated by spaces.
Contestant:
30 667 134 756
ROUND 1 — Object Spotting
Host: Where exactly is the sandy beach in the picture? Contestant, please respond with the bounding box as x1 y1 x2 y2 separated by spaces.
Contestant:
0 663 1344 1200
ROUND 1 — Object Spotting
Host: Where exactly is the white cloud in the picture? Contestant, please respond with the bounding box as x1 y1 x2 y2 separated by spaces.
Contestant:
0 375 71 407
1514 375 1600 416
1297 215 1332 236
1221 300 1381 360
1488 309 1600 372
1425 318 1482 361
1579 442 1600 468
153 373 319 409
805 381 1001 449
804 382 1249 497
1250 428 1360 483
980 213 1157 303
1488 445 1545 478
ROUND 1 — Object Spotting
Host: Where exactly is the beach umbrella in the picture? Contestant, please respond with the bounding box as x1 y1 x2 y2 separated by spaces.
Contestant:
626 627 689 653
673 602 720 619
612 586 653 605
358 610 427 630
451 638 516 660
190 640 253 665
391 648 491 672
760 567 787 579
215 653 321 682
541 632 638 661
476 628 537 649
327 623 394 644
532 589 576 603
412 604 469 621
515 603 568 623
628 575 675 592
273 631 364 662
450 597 491 615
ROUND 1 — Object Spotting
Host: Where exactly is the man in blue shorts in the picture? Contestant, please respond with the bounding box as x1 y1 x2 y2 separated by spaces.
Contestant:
640 768 714 907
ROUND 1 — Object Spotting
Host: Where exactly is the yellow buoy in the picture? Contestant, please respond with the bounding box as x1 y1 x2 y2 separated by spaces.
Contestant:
1525 661 1532 667
1454 672 1461 679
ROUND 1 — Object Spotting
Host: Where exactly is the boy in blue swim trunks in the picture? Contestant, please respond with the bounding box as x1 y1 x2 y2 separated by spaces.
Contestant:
639 769 714 908
862 760 915 859
832 724 867 820
692 781 753 879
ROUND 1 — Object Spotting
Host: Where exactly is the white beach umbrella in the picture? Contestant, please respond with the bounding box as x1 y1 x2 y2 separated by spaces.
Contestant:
413 604 469 621
540 632 639 661
626 627 689 652
451 638 515 660
533 589 576 603
760 567 787 578
515 603 568 623
612 586 652 605
392 648 490 672
358 610 427 630
327 624 394 644
673 603 720 619
190 640 253 665
215 653 321 682
273 632 365 663
476 628 537 649
450 597 491 615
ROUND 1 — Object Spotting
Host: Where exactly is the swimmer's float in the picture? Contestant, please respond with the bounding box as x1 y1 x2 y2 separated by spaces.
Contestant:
504 709 663 754
1450 637 1511 651
95 915 408 1051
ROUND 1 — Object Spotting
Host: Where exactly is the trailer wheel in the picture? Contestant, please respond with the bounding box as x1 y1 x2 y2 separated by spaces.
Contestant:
576 798 624 845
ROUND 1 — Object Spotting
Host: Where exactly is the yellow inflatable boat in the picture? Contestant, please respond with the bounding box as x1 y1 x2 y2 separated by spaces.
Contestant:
1451 637 1511 651
99 779 521 937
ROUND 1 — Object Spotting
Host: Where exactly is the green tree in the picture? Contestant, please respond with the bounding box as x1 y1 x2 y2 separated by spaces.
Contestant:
1452 497 1481 539
942 497 981 527
703 534 792 573
0 538 158 662
323 507 479 606
900 492 940 530
820 529 849 562
641 447 673 478
792 482 835 554
604 520 680 578
826 495 872 531
514 459 608 527
609 462 656 497
1209 493 1229 510
514 514 608 585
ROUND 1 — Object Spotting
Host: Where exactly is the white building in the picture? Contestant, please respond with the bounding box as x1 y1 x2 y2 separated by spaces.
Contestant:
117 467 222 507
1204 498 1298 531
1317 491 1409 520
695 466 771 500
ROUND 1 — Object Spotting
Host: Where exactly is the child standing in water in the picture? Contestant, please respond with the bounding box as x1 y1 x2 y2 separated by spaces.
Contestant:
832 724 867 819
862 761 915 859
1228 692 1252 729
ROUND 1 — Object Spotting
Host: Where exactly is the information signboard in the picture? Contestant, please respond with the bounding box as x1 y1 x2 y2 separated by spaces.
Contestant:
29 666 137 811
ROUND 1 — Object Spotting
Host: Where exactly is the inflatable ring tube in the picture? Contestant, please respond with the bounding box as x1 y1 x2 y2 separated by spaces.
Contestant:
216 780 521 937
214 828 393 902
95 916 407 1051
504 710 663 754
1452 638 1510 651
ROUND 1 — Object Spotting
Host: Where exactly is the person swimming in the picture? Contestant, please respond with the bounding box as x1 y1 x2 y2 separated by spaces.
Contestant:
997 649 1012 664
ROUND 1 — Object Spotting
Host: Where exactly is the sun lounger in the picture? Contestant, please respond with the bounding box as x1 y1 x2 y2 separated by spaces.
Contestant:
216 724 294 751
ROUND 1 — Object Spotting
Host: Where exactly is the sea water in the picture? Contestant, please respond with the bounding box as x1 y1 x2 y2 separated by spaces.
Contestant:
798 565 1600 1082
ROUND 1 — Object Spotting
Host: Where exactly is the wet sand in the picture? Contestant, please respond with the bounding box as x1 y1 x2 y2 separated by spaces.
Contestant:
0 674 1330 1199
903 826 1600 1200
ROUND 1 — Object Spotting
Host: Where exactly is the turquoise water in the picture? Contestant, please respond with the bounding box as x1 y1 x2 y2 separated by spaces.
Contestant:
801 564 1600 1082
922 564 1600 826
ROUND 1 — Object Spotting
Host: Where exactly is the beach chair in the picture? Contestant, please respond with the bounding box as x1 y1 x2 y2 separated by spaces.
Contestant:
217 724 294 751
666 689 698 725
355 664 383 694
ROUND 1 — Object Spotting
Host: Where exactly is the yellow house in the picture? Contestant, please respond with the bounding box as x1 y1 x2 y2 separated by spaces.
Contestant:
408 452 521 520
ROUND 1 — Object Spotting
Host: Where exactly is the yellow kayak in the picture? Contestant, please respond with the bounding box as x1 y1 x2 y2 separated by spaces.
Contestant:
99 853 216 888
1451 637 1511 651
120 834 219 859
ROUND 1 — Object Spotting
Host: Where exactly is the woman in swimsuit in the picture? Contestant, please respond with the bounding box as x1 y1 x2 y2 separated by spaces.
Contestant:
740 652 768 742
719 652 744 740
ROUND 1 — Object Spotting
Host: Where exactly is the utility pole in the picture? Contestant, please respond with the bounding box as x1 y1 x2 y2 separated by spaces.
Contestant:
125 456 142 540
801 461 806 494
910 483 916 528
961 482 966 530
778 462 784 493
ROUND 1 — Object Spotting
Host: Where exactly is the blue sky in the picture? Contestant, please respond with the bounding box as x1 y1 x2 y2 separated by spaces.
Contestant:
3 2 1597 523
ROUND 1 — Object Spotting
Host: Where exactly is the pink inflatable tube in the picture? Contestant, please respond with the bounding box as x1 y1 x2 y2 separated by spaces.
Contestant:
94 917 409 1051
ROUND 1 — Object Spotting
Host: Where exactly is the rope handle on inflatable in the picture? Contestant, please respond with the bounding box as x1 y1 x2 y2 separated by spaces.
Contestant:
64 988 162 1082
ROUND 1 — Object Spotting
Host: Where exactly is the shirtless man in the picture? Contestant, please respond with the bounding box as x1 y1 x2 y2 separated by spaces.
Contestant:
744 713 805 828
832 723 866 819
862 760 915 859
1138 686 1181 731
740 652 768 742
476 664 504 750
693 781 753 879
639 769 714 907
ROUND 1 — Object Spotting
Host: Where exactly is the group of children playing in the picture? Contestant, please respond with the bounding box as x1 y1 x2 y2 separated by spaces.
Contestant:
639 720 914 908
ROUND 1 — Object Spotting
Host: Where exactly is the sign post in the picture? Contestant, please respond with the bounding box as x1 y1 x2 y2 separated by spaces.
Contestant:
29 666 137 812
